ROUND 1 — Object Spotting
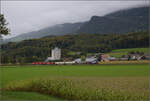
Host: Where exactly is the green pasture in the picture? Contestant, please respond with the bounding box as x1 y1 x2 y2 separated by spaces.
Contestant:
69 48 150 58
1 64 150 101
1 64 149 87
112 48 150 53
108 48 150 57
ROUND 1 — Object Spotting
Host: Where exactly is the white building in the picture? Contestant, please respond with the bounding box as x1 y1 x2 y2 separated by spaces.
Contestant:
45 47 61 61
74 57 97 64
51 47 61 60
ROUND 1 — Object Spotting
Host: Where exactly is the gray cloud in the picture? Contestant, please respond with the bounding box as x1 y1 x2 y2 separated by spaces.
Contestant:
1 1 149 38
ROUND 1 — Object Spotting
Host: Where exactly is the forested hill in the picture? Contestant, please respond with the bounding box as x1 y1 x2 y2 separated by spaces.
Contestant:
105 6 148 17
4 6 149 42
1 31 149 63
3 22 84 43
77 6 149 34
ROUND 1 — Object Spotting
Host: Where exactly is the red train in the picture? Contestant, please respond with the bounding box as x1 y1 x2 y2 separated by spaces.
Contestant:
32 62 55 65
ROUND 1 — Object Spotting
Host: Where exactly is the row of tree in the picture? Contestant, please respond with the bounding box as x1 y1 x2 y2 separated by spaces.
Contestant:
1 31 149 64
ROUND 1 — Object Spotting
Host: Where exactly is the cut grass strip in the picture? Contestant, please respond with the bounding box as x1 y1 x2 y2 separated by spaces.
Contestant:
3 77 150 101
1 91 64 101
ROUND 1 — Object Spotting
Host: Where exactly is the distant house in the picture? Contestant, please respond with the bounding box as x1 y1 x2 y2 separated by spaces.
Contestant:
141 54 150 60
98 53 110 62
85 57 97 63
74 57 97 64
130 54 140 60
74 58 81 63
120 57 128 61
52 47 61 60
108 57 118 61
45 47 61 61
101 54 110 61
127 53 150 60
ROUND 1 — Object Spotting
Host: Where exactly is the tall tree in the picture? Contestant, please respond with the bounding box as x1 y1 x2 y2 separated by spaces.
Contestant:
0 14 9 65
0 14 9 37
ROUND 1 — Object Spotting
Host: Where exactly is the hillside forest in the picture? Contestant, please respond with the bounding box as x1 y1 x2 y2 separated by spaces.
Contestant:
1 31 149 64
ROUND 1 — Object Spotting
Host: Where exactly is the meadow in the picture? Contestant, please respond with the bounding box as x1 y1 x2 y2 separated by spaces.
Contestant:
1 64 150 101
68 48 150 58
108 48 150 57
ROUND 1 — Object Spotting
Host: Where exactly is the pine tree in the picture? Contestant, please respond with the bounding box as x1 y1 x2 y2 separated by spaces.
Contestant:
0 14 9 37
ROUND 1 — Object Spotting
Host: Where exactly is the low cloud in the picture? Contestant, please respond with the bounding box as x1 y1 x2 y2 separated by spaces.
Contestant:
1 1 149 38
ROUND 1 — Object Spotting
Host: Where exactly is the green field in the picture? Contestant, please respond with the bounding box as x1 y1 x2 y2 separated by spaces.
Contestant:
69 48 150 58
108 48 150 57
1 64 150 101
112 48 150 52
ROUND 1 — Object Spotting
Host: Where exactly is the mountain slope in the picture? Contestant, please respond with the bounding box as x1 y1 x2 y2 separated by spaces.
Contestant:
77 6 149 34
5 6 149 42
5 22 84 42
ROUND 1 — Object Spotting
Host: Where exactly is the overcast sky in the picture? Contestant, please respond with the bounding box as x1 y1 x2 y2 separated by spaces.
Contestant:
1 1 149 39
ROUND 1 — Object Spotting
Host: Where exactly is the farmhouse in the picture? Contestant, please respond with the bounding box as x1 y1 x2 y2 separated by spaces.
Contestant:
98 53 110 62
74 57 97 64
128 53 150 60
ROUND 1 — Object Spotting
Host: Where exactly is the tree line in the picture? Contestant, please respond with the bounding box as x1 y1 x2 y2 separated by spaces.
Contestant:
1 31 149 64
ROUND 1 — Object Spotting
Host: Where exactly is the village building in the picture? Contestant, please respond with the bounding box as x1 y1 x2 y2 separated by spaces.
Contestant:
74 57 97 64
45 47 61 61
98 53 110 62
108 57 118 61
120 57 128 61
101 54 110 62
128 53 150 60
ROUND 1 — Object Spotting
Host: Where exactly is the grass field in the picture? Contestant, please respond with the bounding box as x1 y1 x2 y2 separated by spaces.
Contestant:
1 64 150 101
108 48 150 57
68 48 150 58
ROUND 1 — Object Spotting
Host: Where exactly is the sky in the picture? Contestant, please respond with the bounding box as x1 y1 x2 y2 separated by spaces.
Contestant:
1 0 149 39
